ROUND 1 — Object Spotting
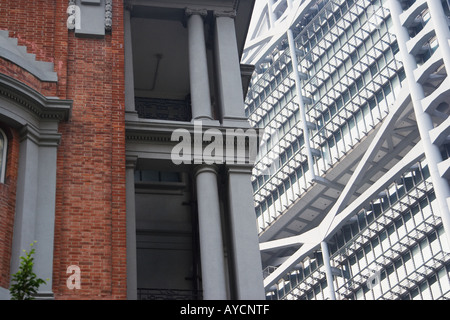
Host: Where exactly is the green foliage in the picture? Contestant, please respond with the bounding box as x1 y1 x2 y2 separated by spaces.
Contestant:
9 241 47 300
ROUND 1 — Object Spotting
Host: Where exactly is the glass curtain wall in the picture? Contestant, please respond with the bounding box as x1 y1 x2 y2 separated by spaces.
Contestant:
266 159 450 300
245 0 450 300
246 0 405 234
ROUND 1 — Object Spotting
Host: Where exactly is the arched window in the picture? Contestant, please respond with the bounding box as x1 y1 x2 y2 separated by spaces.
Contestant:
0 128 7 183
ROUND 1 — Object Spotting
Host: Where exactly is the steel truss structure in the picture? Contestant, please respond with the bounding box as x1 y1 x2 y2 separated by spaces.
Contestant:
243 0 450 300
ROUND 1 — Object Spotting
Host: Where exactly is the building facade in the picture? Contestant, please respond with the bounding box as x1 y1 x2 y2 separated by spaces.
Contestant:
243 0 450 299
0 0 265 300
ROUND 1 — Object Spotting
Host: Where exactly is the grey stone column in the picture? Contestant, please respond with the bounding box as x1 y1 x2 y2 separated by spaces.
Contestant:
193 165 227 299
214 11 247 127
124 6 137 117
10 123 61 298
10 126 39 281
186 8 213 121
226 165 265 299
126 155 138 300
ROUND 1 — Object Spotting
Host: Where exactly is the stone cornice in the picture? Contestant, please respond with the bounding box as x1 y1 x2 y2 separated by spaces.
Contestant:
125 118 261 165
0 73 72 122
125 118 261 145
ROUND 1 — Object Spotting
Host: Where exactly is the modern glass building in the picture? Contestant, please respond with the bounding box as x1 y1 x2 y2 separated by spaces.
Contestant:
242 0 450 299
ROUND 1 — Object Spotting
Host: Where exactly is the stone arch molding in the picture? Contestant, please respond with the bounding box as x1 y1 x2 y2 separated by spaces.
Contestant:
0 72 71 300
0 73 70 128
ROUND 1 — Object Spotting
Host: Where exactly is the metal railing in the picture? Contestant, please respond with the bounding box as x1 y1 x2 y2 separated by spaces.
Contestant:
135 97 192 122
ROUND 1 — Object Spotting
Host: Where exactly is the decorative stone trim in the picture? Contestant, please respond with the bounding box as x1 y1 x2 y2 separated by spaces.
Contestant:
0 73 72 122
185 8 208 18
0 30 58 82
67 0 77 30
67 0 113 36
18 124 61 147
105 0 113 31
213 10 237 19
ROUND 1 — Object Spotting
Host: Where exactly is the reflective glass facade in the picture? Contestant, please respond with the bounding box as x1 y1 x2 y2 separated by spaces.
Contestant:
243 0 450 300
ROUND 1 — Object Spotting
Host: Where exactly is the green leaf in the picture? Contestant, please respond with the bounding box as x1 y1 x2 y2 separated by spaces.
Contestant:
9 241 48 300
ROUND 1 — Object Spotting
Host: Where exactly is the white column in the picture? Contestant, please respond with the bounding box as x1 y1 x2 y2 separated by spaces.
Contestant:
124 7 137 116
125 155 138 300
214 10 248 126
186 8 213 121
427 0 450 72
321 241 336 300
227 165 265 300
267 0 277 28
388 0 450 248
287 28 316 181
194 165 227 300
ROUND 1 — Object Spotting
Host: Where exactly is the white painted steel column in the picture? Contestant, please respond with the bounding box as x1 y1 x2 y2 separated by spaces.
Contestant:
389 0 450 248
124 7 136 115
227 165 265 300
186 9 213 120
267 0 277 28
427 0 450 72
321 241 336 300
214 11 248 126
286 0 293 10
287 29 316 181
125 155 138 300
194 165 228 299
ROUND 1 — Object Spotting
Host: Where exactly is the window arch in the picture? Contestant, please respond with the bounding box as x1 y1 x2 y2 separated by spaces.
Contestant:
0 128 6 183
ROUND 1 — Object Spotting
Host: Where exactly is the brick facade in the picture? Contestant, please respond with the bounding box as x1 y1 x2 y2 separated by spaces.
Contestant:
0 0 126 299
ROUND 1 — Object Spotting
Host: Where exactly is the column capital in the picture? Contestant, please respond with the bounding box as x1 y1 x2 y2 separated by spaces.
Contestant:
19 124 62 147
185 8 208 18
124 2 133 12
193 164 219 178
214 10 237 19
126 155 138 169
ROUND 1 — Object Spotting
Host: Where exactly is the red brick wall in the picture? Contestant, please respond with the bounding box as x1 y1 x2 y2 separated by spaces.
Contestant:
0 0 59 97
0 0 126 299
0 126 19 289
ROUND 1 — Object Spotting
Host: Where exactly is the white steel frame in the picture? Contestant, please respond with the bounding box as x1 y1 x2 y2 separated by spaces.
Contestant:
244 0 450 298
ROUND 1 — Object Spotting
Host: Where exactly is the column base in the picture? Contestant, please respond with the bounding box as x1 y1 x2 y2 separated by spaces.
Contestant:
33 291 55 300
0 287 10 300
191 118 221 126
221 118 251 128
125 110 139 121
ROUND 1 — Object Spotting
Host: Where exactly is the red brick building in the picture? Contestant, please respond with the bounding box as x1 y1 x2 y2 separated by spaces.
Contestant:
0 0 264 300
